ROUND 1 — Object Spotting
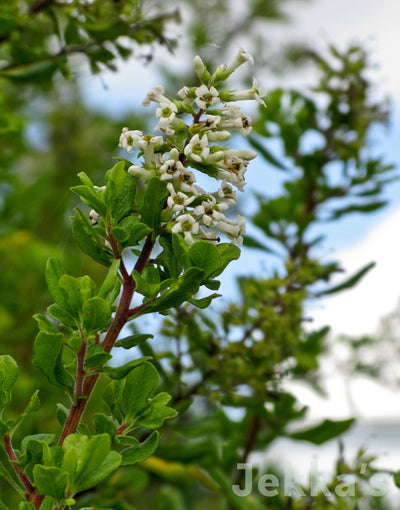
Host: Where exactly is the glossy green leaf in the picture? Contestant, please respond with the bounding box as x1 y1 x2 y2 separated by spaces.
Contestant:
96 357 151 380
71 183 107 217
82 297 111 333
47 303 77 329
139 268 205 315
289 418 355 444
122 362 159 420
141 177 168 233
93 414 117 437
19 503 35 510
188 242 221 278
85 344 112 368
115 333 154 349
33 465 68 500
45 258 69 310
0 355 18 391
33 314 59 335
72 208 111 267
316 262 376 297
105 161 136 223
33 332 73 391
98 259 121 303
121 431 160 466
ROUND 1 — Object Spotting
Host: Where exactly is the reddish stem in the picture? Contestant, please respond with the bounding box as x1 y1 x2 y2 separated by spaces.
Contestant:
3 434 34 492
75 335 87 397
57 234 155 447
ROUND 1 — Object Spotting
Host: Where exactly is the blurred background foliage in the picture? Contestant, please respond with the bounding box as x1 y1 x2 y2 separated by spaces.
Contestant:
0 0 398 509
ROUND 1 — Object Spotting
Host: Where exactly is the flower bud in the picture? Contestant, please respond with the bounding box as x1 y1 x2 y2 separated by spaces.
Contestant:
169 148 180 161
224 149 257 160
206 130 231 142
206 151 225 163
193 55 210 83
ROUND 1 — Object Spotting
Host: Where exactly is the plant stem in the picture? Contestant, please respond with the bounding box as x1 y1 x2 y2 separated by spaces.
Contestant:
58 234 155 445
3 434 34 492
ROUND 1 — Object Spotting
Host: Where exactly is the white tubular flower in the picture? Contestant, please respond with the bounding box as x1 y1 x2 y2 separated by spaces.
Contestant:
177 86 195 104
171 214 199 245
128 165 153 181
222 78 266 107
206 131 231 142
195 85 219 109
155 101 178 131
226 49 254 75
193 197 228 226
89 209 100 226
166 183 196 212
135 135 164 165
220 113 252 137
223 149 257 160
159 159 185 181
198 227 219 243
203 114 221 130
179 169 199 194
184 134 210 162
94 185 106 192
216 181 237 204
119 128 144 152
142 85 169 106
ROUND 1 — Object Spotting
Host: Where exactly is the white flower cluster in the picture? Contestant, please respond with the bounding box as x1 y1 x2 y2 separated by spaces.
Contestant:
117 50 265 247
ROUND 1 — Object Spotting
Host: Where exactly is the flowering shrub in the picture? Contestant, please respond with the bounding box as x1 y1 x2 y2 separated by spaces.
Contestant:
117 51 264 247
0 51 263 509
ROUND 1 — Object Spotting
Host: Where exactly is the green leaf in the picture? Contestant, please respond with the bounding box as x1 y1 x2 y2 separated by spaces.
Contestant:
289 418 355 444
394 471 400 489
93 414 117 437
111 219 152 249
47 304 77 329
187 242 222 279
137 392 177 429
96 358 151 380
121 431 160 466
11 390 40 433
33 314 59 335
98 259 121 302
115 334 154 349
19 503 35 510
159 234 182 278
82 297 111 333
141 177 168 233
72 208 111 267
33 465 68 500
132 267 160 299
64 19 84 45
139 268 205 315
45 258 68 310
79 450 121 492
171 233 190 268
0 445 25 495
0 355 18 391
214 244 241 277
316 262 375 297
33 332 73 391
61 434 121 493
121 362 159 420
188 294 220 308
116 436 139 447
71 183 107 217
105 161 136 223
58 275 82 317
85 344 112 369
